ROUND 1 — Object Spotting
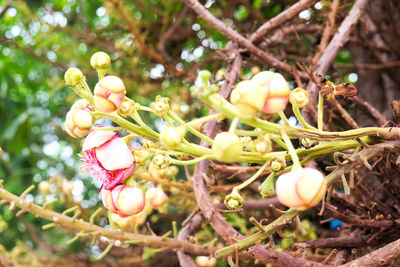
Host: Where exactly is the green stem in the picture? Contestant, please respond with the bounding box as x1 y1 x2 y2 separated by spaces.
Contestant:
278 111 290 126
317 92 324 131
292 106 315 130
169 154 212 165
234 162 268 191
229 117 240 134
167 111 214 144
271 135 287 150
280 130 302 170
130 110 160 138
186 112 224 127
80 79 94 106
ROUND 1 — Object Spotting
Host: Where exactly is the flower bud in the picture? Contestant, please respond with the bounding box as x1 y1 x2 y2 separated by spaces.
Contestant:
289 88 309 108
240 136 253 151
62 179 74 194
102 185 145 217
64 67 84 86
195 256 217 267
224 189 244 210
300 137 318 148
160 126 185 148
150 96 170 116
251 66 261 76
269 156 286 172
110 211 147 229
275 168 327 210
119 99 136 116
199 70 211 84
65 99 94 138
152 154 171 170
230 71 290 115
165 165 179 179
38 181 51 194
212 132 242 162
145 187 168 209
216 69 226 79
253 135 272 154
90 51 110 70
94 76 126 112
133 149 152 165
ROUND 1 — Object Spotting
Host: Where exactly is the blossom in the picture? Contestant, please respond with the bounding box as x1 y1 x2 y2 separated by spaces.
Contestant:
212 132 242 162
80 130 135 190
101 185 145 217
64 99 94 138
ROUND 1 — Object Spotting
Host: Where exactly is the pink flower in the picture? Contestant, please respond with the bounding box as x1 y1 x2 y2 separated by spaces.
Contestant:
80 130 135 190
102 185 145 217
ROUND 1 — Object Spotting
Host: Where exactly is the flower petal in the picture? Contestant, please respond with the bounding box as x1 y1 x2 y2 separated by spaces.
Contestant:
82 130 116 151
96 137 134 171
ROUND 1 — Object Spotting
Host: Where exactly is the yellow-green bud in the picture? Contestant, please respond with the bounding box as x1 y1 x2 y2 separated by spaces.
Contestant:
64 67 84 86
150 96 170 116
216 69 226 79
152 154 171 170
270 156 286 172
90 51 111 70
240 136 253 151
165 166 179 179
133 149 152 165
119 99 136 116
159 126 185 148
224 189 244 210
253 135 272 154
199 70 211 83
212 132 242 162
289 88 309 108
251 66 261 76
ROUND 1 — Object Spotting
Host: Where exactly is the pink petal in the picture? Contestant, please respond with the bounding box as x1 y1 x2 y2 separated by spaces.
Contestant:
96 137 134 171
82 130 116 151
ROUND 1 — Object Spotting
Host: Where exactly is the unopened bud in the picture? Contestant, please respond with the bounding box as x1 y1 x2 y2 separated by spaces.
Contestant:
270 156 286 172
240 136 253 151
253 135 272 154
165 166 179 179
119 99 136 116
195 256 217 267
259 173 275 198
133 149 152 165
102 185 145 217
212 132 242 162
65 99 94 138
199 70 211 84
160 126 185 148
145 187 168 209
289 88 309 108
275 168 327 210
64 67 84 86
38 181 51 194
90 51 110 70
224 189 244 210
94 76 126 112
150 96 170 116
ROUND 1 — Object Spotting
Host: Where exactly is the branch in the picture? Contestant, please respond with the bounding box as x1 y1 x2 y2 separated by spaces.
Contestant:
181 0 308 79
110 0 196 81
250 0 318 43
0 187 212 256
340 238 400 267
177 214 203 267
305 0 369 107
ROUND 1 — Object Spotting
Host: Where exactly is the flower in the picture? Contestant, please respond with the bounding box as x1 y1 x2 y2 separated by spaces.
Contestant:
230 71 290 114
80 130 135 190
275 168 327 210
101 185 145 217
93 76 126 112
212 132 242 162
64 99 94 138
145 187 168 209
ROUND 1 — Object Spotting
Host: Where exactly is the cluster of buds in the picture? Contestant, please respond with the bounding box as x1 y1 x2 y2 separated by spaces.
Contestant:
101 185 145 217
212 132 242 162
230 71 290 114
65 99 94 138
275 168 327 210
145 187 168 209
80 130 135 190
